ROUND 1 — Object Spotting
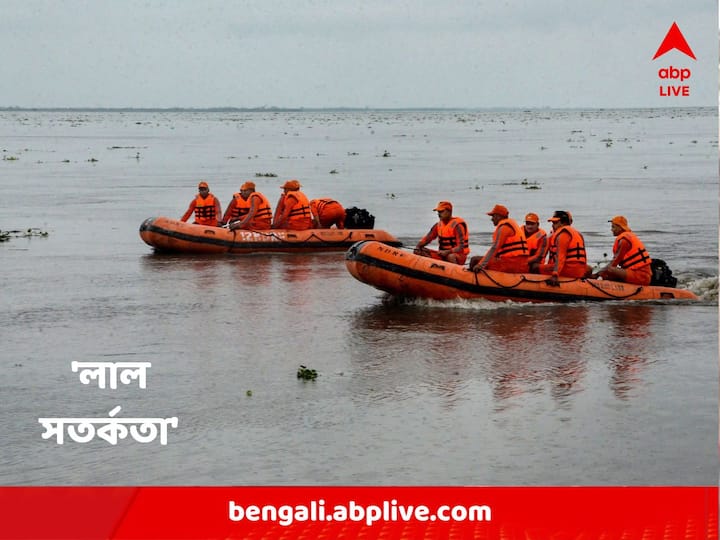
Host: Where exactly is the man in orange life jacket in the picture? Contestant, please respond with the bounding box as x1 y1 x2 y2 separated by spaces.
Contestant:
310 198 345 229
272 180 313 230
181 181 222 227
225 181 273 230
538 210 592 285
470 204 528 273
523 212 548 272
593 216 653 285
414 201 469 265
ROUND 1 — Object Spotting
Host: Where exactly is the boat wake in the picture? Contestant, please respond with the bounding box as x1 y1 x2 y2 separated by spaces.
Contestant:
682 275 718 303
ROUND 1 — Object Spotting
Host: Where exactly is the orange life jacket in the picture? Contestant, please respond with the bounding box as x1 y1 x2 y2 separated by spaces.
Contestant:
194 194 218 225
285 190 313 229
437 218 469 254
310 198 343 217
548 225 587 263
494 218 528 258
613 231 651 269
246 192 273 228
229 192 251 221
525 228 547 259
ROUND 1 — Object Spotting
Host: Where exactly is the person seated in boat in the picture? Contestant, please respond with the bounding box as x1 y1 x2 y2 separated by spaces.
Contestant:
537 210 592 285
180 181 222 227
224 182 273 231
271 180 313 230
592 216 652 285
469 204 528 273
310 198 345 229
414 201 469 265
523 212 548 272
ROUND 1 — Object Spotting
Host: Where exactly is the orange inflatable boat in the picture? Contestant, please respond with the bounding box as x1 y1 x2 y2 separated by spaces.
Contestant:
139 217 402 254
345 240 699 303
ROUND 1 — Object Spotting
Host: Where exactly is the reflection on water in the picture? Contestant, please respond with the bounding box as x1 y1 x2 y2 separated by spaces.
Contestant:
600 305 654 400
348 302 663 411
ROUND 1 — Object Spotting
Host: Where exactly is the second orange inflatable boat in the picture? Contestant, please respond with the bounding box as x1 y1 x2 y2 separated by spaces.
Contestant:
139 216 402 254
345 240 699 303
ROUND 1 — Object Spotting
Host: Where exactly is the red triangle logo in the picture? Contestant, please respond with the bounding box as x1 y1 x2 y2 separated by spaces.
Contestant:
653 22 696 60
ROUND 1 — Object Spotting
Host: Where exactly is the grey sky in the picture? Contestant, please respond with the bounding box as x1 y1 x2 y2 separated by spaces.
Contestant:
1 0 716 108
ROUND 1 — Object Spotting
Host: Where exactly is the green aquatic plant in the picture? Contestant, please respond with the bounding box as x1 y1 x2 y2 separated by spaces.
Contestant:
0 228 49 241
297 365 318 381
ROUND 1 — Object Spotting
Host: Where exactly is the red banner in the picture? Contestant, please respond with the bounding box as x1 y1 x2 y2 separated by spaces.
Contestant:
0 486 716 539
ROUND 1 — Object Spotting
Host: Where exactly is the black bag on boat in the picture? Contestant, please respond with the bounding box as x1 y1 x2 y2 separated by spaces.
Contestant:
649 259 677 288
345 207 375 229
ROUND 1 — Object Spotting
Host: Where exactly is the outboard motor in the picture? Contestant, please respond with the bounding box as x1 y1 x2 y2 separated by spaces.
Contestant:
345 207 375 229
650 259 677 288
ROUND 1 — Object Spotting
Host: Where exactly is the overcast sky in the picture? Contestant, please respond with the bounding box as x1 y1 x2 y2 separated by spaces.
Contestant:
0 0 716 109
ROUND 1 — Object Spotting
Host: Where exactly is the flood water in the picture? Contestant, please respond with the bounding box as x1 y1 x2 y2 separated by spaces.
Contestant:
0 107 717 485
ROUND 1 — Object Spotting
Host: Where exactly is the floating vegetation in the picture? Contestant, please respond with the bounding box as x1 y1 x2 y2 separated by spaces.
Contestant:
3 155 18 161
297 365 318 381
0 228 49 242
246 390 253 397
521 179 541 190
255 172 278 177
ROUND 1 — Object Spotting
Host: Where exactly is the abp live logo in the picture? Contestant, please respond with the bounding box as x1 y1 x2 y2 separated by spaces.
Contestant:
653 22 696 97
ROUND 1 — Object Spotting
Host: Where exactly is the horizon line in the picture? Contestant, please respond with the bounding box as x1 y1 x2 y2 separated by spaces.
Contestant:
0 105 713 113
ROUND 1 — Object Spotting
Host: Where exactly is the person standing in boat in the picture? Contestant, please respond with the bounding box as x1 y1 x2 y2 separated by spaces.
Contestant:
224 181 273 230
469 204 528 273
180 181 222 227
414 201 470 265
538 210 592 285
523 212 548 272
593 216 652 285
272 180 313 230
310 198 346 229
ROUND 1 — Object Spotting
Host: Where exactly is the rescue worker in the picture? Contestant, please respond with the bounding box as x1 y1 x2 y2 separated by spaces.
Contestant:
538 210 592 285
414 201 469 265
272 180 313 230
523 212 548 272
470 204 528 273
181 181 222 227
225 181 273 230
310 198 345 229
593 216 652 285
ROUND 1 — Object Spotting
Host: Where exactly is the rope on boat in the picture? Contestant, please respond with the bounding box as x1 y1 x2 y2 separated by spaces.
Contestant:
229 229 375 246
471 267 644 299
471 268 527 289
584 279 644 299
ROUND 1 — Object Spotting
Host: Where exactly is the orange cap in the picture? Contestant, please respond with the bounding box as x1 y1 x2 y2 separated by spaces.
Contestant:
282 180 301 190
240 181 255 191
524 212 539 223
198 181 209 189
609 215 630 231
433 201 452 212
548 210 570 223
486 204 509 217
